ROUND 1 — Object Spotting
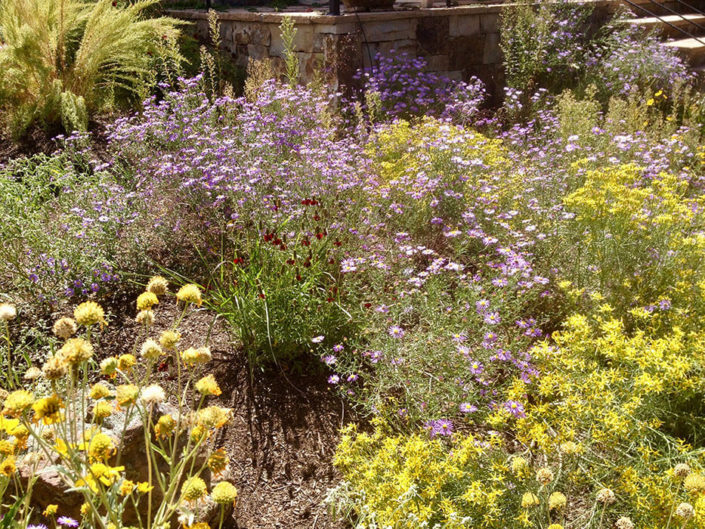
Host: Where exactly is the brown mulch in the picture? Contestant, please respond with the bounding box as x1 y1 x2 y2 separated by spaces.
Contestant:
98 293 353 529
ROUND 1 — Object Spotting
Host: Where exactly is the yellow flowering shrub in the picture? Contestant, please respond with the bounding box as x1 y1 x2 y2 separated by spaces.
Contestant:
365 118 510 238
509 308 705 528
562 164 705 328
331 420 566 529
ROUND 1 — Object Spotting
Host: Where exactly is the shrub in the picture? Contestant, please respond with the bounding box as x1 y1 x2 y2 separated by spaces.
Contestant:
0 282 237 528
109 76 370 366
354 53 486 124
0 146 147 306
0 0 181 136
500 1 594 91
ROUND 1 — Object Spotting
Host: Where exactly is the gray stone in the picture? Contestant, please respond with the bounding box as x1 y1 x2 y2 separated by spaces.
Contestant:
449 15 480 37
483 32 502 65
362 19 416 42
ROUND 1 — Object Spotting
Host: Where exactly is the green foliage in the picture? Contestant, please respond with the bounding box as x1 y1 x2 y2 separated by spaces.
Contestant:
280 16 299 87
499 1 593 91
0 0 182 136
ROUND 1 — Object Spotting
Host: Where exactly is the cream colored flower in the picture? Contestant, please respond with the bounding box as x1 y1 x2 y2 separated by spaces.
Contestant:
146 276 169 296
0 303 16 322
140 384 166 406
52 317 77 339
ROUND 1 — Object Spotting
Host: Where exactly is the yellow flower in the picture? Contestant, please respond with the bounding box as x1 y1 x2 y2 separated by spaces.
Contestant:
140 339 163 361
120 480 135 495
116 384 139 408
118 354 137 372
52 317 77 339
80 502 90 516
0 440 13 456
190 424 210 443
44 504 58 516
0 456 16 476
42 354 68 380
181 476 208 501
74 301 106 328
136 310 154 326
686 474 705 494
32 394 64 425
521 492 540 508
207 448 229 477
159 330 181 350
137 481 154 493
136 292 159 311
90 383 111 400
211 481 238 505
146 276 169 296
88 433 115 462
176 284 203 306
3 390 34 417
60 338 93 365
536 467 554 485
547 525 563 529
181 347 212 366
155 414 176 439
511 456 529 476
93 401 113 422
197 406 232 429
195 374 222 396
100 357 119 376
549 491 567 511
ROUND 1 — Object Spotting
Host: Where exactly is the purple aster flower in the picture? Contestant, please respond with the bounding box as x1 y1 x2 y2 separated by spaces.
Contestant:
57 518 79 528
388 325 405 339
425 418 454 438
322 355 336 366
459 403 478 413
328 374 340 384
311 335 324 344
28 525 48 529
483 312 501 325
333 344 344 352
504 400 526 418
469 360 484 375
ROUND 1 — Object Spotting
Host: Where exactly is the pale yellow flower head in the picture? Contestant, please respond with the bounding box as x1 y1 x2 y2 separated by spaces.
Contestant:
140 339 163 361
176 284 203 306
195 374 222 396
137 292 159 311
146 276 169 296
60 338 93 365
42 354 68 381
159 330 181 350
0 303 17 322
74 301 106 328
52 317 77 339
136 310 154 326
211 481 238 505
140 384 166 406
181 476 207 502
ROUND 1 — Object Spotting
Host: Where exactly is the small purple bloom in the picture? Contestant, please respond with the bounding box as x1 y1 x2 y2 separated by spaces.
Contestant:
57 518 79 528
459 403 478 413
425 418 454 438
388 325 405 338
504 400 526 418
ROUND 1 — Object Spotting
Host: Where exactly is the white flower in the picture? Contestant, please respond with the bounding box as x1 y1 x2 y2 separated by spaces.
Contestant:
140 384 166 406
0 303 17 321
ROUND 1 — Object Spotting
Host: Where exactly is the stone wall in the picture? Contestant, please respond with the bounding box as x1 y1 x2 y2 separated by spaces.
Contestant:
170 1 616 97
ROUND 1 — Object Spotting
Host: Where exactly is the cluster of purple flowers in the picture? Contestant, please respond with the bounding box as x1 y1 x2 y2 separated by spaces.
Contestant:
354 52 486 123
